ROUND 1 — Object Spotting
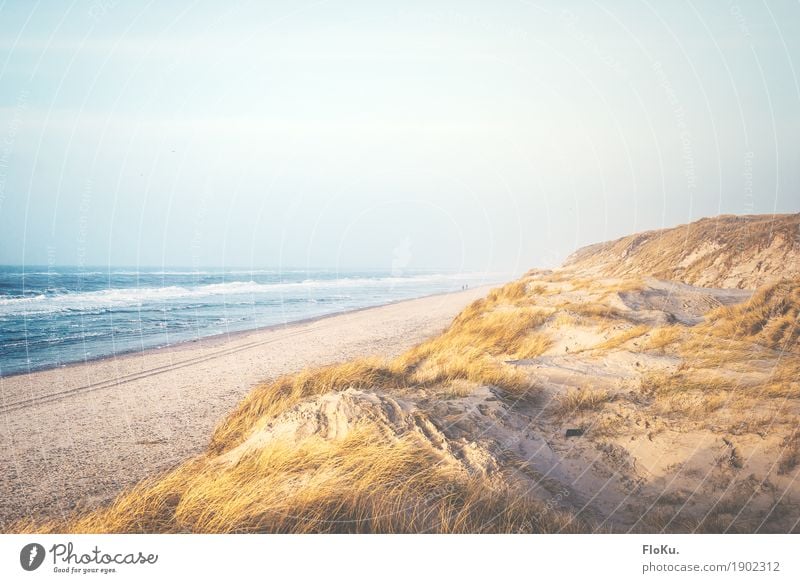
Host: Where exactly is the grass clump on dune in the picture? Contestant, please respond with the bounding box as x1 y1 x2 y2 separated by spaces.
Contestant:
552 388 614 418
645 326 684 351
392 283 552 398
639 372 729 420
702 278 800 353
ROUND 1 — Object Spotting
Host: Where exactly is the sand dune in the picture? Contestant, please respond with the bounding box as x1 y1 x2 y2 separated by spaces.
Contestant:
7 214 800 534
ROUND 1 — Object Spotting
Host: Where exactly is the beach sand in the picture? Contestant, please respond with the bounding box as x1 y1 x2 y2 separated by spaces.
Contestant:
0 285 493 528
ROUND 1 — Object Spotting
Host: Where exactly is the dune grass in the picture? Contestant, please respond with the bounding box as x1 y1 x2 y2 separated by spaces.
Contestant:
485 279 530 303
645 326 684 351
390 281 554 398
552 311 581 328
592 325 650 351
552 388 615 417
671 280 800 377
702 278 799 353
555 301 629 325
639 372 729 420
440 379 480 399
762 357 800 398
211 279 553 459
20 424 587 534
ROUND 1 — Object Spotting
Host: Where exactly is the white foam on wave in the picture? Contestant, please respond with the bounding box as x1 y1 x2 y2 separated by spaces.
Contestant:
0 273 498 316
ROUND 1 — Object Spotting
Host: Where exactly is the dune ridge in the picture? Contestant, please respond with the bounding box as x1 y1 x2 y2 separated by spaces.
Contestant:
563 213 799 289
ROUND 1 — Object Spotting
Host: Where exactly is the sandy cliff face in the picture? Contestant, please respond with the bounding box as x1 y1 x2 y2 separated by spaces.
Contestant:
563 214 800 289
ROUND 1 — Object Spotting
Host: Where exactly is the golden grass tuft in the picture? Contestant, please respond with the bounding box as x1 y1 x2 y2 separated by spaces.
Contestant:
592 325 650 351
441 379 480 399
552 388 614 417
676 334 767 369
762 357 800 398
569 277 596 291
639 372 729 419
391 299 551 398
596 277 646 301
531 283 548 295
394 345 532 397
486 279 530 303
588 414 627 438
552 311 581 328
645 326 684 351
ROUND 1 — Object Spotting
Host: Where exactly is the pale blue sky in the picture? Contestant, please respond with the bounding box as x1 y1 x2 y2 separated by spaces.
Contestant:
0 0 798 272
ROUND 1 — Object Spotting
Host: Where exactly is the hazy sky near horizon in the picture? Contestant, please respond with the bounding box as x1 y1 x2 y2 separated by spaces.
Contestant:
0 1 798 273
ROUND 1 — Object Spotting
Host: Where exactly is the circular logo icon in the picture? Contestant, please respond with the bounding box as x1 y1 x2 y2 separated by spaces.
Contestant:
20 543 46 571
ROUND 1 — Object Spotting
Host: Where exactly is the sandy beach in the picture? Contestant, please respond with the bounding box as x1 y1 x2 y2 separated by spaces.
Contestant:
0 285 493 528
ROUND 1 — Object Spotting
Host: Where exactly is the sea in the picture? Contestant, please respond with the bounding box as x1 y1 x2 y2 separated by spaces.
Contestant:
0 266 505 377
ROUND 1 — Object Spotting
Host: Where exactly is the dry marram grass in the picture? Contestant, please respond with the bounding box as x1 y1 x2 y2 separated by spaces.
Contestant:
20 424 587 534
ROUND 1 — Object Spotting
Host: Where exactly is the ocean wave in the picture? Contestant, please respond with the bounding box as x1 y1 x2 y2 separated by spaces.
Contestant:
0 273 496 316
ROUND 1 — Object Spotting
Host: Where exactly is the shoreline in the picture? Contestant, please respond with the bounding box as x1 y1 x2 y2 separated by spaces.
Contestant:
0 284 495 528
0 285 496 381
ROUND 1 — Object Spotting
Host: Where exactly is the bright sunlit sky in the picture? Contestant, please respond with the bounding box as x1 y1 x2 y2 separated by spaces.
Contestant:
0 0 798 273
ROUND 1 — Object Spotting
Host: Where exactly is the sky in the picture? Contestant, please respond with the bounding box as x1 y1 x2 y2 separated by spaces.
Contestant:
0 0 798 273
